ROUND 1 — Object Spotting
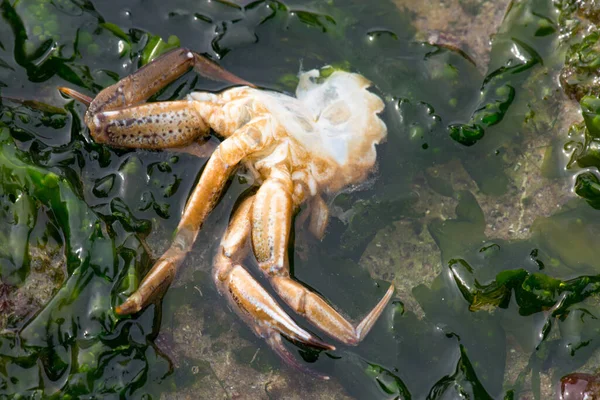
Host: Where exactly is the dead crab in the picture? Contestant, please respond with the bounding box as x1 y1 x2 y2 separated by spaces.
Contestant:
60 48 394 376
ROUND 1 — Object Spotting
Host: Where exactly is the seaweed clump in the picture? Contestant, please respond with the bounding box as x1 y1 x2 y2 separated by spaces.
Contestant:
557 0 600 100
560 32 600 100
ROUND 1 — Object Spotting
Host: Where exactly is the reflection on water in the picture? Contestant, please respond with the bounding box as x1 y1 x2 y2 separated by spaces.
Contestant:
0 0 598 398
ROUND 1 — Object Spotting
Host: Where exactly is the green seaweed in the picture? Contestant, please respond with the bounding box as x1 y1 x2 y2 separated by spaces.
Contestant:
568 95 600 172
448 0 555 147
427 345 493 400
0 122 171 397
417 190 600 397
140 34 181 66
574 171 600 209
561 33 600 100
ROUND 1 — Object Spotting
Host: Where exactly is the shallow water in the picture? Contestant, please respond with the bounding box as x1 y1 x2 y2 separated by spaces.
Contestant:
0 0 598 398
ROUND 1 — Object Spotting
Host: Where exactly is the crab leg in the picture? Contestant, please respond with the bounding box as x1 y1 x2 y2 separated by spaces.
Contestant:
214 196 334 378
116 120 268 315
252 166 395 345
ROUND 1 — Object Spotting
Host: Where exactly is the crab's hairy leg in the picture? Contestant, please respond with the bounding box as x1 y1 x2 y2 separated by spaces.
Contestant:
116 120 269 315
87 100 210 149
214 197 328 348
252 166 395 345
213 196 333 378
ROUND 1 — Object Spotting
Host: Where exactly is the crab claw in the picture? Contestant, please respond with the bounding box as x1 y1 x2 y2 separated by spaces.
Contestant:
58 87 93 107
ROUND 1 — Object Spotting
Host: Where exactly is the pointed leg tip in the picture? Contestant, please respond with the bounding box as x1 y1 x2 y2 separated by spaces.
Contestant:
58 86 92 106
385 283 395 296
353 282 396 342
115 294 142 315
304 336 335 352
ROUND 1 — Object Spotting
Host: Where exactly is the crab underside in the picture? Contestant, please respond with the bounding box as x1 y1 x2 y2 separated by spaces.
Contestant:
59 48 394 378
